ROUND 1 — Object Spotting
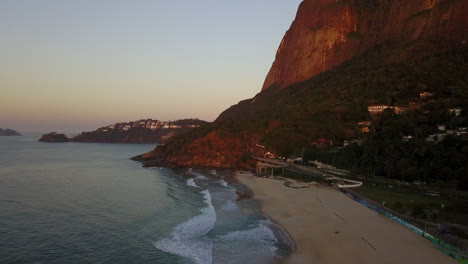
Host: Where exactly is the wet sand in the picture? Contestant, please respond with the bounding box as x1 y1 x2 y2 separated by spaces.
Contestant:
236 174 457 264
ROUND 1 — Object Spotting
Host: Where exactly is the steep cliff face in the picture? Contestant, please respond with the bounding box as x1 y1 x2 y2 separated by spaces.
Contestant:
136 0 468 169
262 0 468 91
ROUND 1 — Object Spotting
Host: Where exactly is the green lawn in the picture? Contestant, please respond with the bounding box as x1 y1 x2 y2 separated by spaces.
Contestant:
354 183 467 225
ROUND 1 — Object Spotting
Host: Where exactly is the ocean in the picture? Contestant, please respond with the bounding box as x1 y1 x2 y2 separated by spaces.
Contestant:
0 133 292 264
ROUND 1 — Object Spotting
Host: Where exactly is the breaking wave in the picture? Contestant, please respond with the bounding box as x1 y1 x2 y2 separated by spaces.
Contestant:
186 178 199 188
218 180 228 187
193 172 207 179
154 190 216 264
218 222 277 243
217 221 278 256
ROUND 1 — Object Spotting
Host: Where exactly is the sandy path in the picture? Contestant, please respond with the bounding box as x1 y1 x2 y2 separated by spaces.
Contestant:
236 174 457 264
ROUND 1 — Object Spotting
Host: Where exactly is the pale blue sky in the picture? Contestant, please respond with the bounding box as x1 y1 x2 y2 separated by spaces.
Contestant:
1 0 302 132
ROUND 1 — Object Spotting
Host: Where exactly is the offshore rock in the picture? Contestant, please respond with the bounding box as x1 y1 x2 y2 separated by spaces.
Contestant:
39 132 69 143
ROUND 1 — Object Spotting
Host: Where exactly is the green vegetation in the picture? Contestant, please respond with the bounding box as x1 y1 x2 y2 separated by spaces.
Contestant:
171 118 207 126
159 43 468 189
302 105 468 190
159 125 216 155
354 182 467 224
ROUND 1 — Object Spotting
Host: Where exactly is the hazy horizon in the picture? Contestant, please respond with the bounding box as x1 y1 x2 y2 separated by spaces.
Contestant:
1 0 302 132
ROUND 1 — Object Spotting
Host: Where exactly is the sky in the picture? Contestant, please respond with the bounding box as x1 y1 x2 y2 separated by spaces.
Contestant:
0 0 303 132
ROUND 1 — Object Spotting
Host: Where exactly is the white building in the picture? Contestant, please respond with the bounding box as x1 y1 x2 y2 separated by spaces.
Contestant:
449 108 462 116
368 105 392 114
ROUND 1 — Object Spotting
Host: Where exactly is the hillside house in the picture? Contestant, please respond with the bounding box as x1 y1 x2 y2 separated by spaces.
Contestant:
394 106 406 114
358 121 371 133
368 105 392 114
358 121 371 126
402 135 413 142
315 138 328 145
343 139 364 147
420 92 434 98
426 133 447 142
449 108 462 116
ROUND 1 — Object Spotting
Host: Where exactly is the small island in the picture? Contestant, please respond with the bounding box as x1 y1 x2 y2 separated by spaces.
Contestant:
0 128 21 136
39 132 69 143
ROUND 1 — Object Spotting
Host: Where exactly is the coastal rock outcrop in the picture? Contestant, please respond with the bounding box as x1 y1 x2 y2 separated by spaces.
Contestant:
39 132 69 143
0 128 21 136
262 0 468 90
133 130 256 169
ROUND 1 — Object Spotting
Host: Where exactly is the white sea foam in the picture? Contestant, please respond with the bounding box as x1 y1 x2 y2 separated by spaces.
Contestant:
154 190 217 264
218 180 228 187
217 222 278 256
193 173 207 179
186 178 199 188
210 170 217 175
218 223 277 243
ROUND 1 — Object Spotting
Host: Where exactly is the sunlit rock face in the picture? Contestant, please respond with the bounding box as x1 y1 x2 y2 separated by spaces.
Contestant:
137 131 256 169
262 0 468 91
137 0 468 170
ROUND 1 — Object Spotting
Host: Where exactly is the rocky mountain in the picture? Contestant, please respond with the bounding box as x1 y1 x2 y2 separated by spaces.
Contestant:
262 0 468 91
72 119 207 143
0 128 21 136
39 132 69 142
135 0 468 170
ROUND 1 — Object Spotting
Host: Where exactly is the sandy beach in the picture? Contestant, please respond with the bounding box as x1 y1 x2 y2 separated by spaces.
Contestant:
236 174 457 264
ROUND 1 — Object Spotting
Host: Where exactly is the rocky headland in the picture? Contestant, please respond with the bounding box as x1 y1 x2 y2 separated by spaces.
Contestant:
72 119 207 143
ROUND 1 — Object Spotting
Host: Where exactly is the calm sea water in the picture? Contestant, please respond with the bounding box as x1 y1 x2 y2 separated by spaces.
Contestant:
0 133 291 264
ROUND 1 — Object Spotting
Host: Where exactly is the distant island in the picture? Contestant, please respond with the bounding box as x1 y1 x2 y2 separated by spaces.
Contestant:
39 118 207 143
0 128 21 136
39 132 69 142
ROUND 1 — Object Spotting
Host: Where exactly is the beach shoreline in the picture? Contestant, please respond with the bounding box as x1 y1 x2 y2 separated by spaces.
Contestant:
235 173 457 264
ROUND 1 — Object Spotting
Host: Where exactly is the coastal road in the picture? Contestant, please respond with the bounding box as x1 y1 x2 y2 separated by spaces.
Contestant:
256 157 362 188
